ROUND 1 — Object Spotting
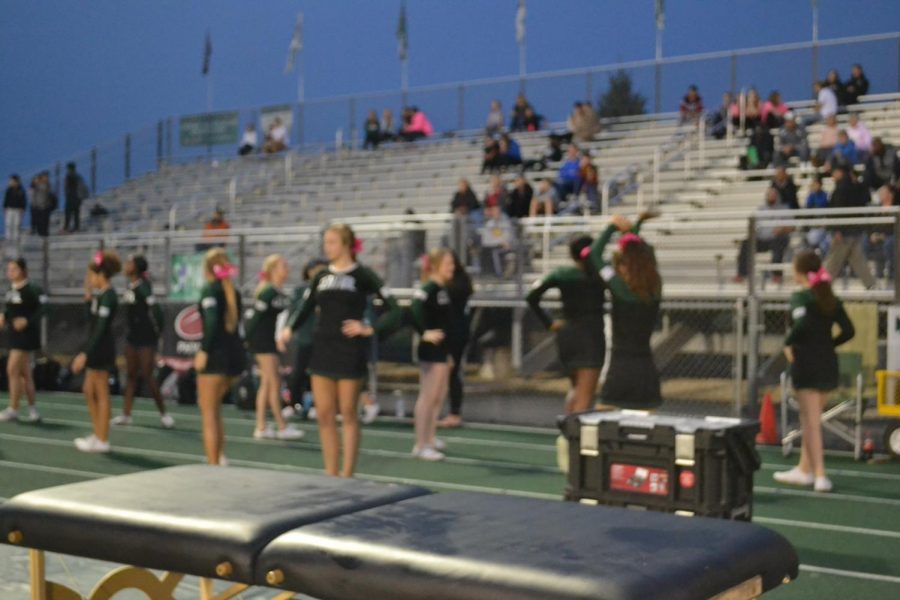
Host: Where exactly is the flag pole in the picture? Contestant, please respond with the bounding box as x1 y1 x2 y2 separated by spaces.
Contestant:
401 58 408 107
298 48 305 104
519 43 526 93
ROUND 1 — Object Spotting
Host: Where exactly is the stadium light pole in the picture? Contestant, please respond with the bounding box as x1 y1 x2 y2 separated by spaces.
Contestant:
654 0 664 114
516 0 526 93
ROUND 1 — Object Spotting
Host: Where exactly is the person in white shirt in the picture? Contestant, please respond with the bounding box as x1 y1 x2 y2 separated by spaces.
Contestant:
846 113 872 156
485 100 504 136
805 81 837 126
238 124 257 156
263 117 288 154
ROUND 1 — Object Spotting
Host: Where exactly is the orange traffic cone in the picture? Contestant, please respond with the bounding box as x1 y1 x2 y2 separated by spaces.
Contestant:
755 393 778 445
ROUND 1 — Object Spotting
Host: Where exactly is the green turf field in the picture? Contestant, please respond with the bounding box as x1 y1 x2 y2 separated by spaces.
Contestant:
1 392 899 598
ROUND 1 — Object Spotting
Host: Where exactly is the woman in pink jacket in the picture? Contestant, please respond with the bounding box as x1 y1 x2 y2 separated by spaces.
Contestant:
400 106 434 141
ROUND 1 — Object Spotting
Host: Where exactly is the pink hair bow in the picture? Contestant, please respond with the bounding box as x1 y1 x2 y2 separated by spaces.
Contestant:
258 271 268 282
617 233 642 251
579 246 591 259
93 250 104 266
213 263 238 280
352 238 364 254
420 254 430 271
807 267 832 286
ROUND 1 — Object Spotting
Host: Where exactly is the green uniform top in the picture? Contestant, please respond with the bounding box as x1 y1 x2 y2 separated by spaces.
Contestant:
784 289 855 348
199 280 243 352
4 281 47 328
84 287 117 355
526 266 605 329
244 283 290 343
122 278 163 343
410 280 452 335
286 263 401 338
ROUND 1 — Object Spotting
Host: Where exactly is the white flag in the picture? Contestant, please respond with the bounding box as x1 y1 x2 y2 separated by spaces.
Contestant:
284 12 303 74
516 0 526 45
655 0 665 31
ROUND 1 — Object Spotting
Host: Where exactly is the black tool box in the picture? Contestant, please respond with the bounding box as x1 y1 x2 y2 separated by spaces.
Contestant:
559 410 761 521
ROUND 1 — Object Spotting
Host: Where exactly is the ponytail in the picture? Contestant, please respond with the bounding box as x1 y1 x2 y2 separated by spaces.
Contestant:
794 251 838 317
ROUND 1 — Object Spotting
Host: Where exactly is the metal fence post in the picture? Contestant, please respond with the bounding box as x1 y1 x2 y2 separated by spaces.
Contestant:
238 234 246 289
124 134 132 181
586 70 593 105
512 225 526 372
348 97 356 149
53 162 61 199
90 148 97 195
156 120 163 168
163 233 172 297
746 215 760 414
733 298 745 418
166 117 173 161
654 60 661 114
730 53 737 96
297 103 305 146
457 84 465 131
652 148 660 204
894 211 900 303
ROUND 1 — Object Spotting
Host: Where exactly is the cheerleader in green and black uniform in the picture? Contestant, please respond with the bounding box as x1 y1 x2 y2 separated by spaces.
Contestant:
71 250 122 453
194 248 246 465
112 255 174 429
774 250 854 493
279 224 401 477
0 258 46 424
588 213 663 409
527 236 606 414
409 248 456 461
245 254 303 441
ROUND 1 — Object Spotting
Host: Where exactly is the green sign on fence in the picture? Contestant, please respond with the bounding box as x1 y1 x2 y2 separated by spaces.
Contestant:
169 253 206 300
179 111 239 147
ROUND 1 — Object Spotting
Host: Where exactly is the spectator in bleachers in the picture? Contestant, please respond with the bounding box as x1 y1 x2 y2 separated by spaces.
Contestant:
479 196 515 276
29 172 53 238
579 155 600 212
679 85 704 125
523 106 543 132
63 162 88 233
484 175 508 212
824 165 876 289
571 103 601 143
556 144 582 200
732 88 761 132
846 113 872 158
485 100 504 136
825 69 847 108
761 91 789 128
805 177 829 254
497 134 522 171
239 124 257 156
806 81 838 126
774 115 809 167
506 175 533 219
509 93 532 132
867 185 898 280
734 187 792 284
844 64 870 106
864 138 899 190
481 134 500 174
399 106 434 141
530 178 560 218
708 91 735 139
450 178 480 217
3 175 26 245
771 166 799 210
363 110 381 150
263 117 288 154
812 114 839 168
380 109 396 142
201 208 230 249
829 130 859 170
522 136 563 172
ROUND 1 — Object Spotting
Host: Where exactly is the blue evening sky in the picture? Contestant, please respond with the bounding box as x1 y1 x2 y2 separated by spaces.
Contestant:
1 0 898 177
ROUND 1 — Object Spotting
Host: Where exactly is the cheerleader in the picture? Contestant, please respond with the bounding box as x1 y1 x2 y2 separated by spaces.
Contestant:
245 254 303 440
282 258 327 419
775 251 854 493
112 255 174 428
0 258 46 423
71 250 121 453
527 236 606 414
437 251 473 429
279 224 401 477
410 249 456 461
195 248 246 465
588 213 663 409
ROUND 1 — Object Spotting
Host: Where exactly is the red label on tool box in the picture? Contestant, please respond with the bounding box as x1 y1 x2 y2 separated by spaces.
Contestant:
609 463 669 496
